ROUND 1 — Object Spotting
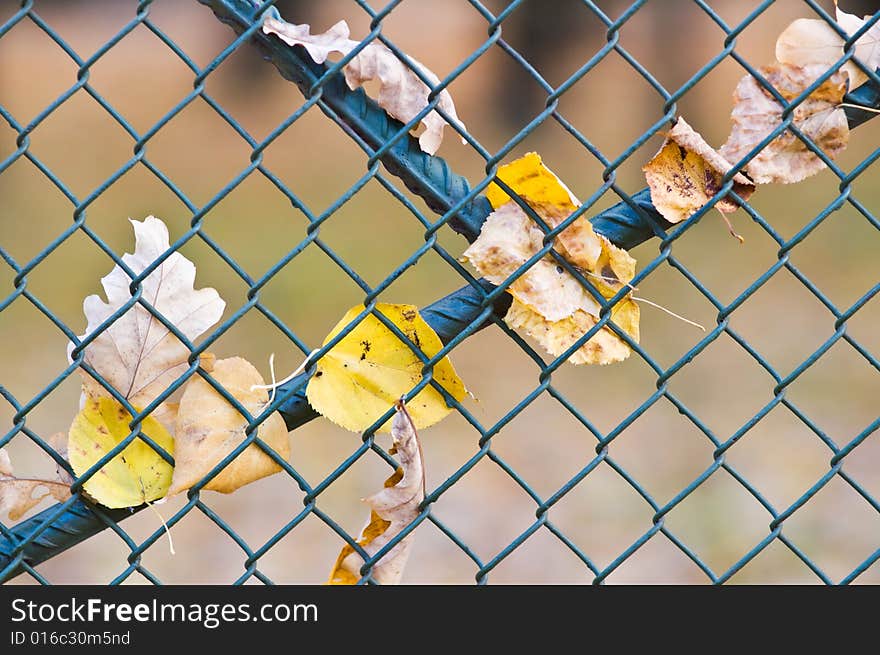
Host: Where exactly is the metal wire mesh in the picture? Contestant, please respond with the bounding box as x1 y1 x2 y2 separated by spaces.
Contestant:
1 0 879 584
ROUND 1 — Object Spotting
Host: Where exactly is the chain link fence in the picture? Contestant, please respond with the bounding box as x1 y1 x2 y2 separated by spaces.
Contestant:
1 0 879 584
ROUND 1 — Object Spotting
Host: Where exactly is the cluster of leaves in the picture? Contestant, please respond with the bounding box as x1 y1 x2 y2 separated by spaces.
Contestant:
463 153 640 365
1 216 460 584
5 4 873 585
644 1 876 231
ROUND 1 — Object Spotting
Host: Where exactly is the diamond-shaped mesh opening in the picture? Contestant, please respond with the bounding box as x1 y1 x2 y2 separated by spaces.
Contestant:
663 469 774 575
550 460 658 573
0 14 79 121
1 0 878 585
781 474 880 583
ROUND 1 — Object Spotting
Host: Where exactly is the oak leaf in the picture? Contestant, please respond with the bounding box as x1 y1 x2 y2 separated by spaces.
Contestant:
168 357 290 495
262 16 465 155
69 216 225 413
329 401 423 584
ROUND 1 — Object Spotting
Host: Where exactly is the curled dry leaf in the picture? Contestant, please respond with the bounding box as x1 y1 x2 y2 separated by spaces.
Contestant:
720 64 849 184
68 397 174 509
168 357 289 495
0 447 71 521
262 16 465 155
644 117 755 224
306 304 466 432
776 7 880 89
69 216 225 413
329 400 423 585
462 153 639 365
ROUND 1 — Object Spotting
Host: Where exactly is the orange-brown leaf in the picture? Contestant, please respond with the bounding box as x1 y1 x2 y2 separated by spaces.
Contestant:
644 117 755 224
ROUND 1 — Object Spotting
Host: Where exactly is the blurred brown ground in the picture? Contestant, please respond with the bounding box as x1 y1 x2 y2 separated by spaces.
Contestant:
1 0 879 584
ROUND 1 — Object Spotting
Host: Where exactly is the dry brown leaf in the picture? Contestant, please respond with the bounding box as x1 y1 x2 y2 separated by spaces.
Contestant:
0 447 71 521
262 16 465 155
168 357 289 495
720 64 849 184
644 117 755 224
69 216 225 411
486 152 606 271
328 400 423 585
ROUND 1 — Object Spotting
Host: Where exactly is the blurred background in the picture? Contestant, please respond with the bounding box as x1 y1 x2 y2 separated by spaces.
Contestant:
1 0 879 584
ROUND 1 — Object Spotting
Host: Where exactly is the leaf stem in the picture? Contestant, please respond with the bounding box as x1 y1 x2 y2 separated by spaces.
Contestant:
838 102 880 114
632 296 706 331
145 498 175 556
252 349 321 405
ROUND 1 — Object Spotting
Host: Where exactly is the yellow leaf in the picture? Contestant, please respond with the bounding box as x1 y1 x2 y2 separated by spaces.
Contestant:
0 448 71 521
463 152 639 365
720 64 849 184
329 401 423 584
487 152 603 270
487 152 579 212
168 357 290 495
644 117 755 224
306 304 466 432
68 397 174 509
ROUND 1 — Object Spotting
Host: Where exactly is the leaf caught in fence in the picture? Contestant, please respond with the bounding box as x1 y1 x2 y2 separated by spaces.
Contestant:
69 216 225 411
644 117 754 224
168 357 289 495
506 296 639 366
306 303 466 432
720 64 850 184
329 400 424 584
776 7 880 89
463 153 639 365
0 448 71 521
262 15 465 155
486 152 604 271
68 397 174 509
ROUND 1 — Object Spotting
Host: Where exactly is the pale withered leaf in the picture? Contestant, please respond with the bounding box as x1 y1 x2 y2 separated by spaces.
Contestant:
0 447 71 521
329 401 424 585
262 16 465 155
462 202 639 366
720 64 849 184
776 6 880 89
69 216 225 410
